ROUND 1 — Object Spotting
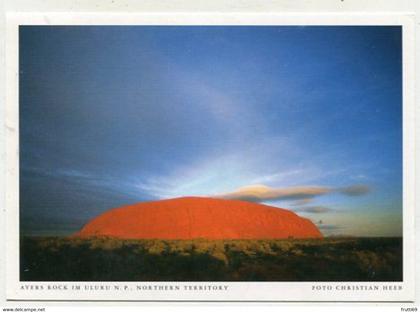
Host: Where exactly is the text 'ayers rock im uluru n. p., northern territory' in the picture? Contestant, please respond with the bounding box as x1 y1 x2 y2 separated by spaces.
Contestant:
74 197 323 239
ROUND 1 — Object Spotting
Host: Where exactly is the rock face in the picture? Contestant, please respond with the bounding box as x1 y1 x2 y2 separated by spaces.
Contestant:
75 197 322 239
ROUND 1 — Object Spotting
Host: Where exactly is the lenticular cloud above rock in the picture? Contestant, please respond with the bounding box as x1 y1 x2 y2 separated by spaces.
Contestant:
217 184 370 203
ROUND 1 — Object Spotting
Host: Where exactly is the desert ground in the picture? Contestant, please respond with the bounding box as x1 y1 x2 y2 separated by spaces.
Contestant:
20 236 402 281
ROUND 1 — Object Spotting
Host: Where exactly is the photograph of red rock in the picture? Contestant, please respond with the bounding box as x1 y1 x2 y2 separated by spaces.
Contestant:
76 197 323 240
19 26 402 281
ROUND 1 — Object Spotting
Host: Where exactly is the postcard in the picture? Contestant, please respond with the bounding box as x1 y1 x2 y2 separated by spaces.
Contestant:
4 12 416 301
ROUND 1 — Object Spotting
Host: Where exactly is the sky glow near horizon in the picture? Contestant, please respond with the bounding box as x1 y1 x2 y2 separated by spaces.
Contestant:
20 26 402 237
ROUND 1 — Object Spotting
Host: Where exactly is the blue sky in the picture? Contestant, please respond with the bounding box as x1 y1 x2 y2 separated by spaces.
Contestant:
20 26 402 236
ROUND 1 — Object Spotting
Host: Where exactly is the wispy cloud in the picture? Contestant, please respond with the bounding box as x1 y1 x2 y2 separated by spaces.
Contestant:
216 183 371 203
217 184 331 202
338 185 371 196
293 206 333 213
290 198 314 206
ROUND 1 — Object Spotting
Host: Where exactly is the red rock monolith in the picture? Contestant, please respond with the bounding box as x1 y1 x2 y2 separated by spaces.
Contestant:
75 197 323 239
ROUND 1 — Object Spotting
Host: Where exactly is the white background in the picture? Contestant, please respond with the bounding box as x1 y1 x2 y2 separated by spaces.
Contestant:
1 0 419 311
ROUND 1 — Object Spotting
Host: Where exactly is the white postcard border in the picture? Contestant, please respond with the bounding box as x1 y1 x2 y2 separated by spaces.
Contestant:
5 12 416 302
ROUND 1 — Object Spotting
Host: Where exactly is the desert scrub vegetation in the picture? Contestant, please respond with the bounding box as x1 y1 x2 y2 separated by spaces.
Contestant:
20 237 402 281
